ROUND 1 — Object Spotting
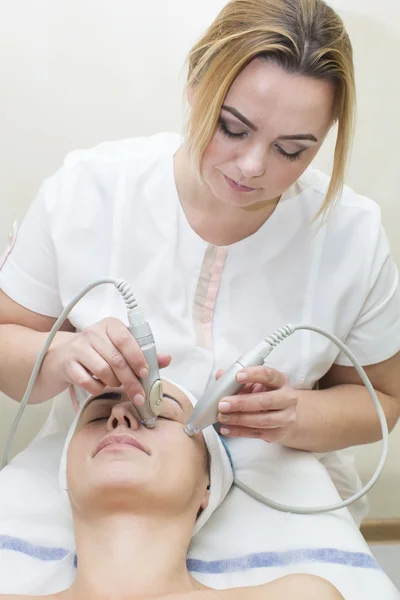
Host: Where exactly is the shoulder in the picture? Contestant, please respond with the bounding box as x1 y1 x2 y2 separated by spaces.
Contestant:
60 131 181 177
299 167 385 252
295 169 396 303
299 167 382 222
0 597 47 599
41 132 182 217
201 575 343 599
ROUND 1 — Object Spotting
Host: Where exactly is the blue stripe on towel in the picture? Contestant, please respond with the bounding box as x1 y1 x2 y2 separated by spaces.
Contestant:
0 535 70 561
187 548 381 573
0 536 380 574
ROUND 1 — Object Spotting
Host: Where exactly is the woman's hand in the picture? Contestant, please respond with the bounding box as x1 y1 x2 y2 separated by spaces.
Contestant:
216 366 298 443
43 317 171 405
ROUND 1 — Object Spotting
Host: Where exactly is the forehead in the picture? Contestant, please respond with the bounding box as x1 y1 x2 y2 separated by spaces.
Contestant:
226 58 335 130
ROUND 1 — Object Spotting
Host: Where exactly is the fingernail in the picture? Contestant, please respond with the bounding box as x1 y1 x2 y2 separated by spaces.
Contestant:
237 372 247 382
219 413 230 423
139 368 149 379
220 427 230 435
219 401 231 412
134 393 145 406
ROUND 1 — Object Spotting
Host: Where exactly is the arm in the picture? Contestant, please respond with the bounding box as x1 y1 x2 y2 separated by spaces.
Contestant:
282 352 400 453
0 289 75 404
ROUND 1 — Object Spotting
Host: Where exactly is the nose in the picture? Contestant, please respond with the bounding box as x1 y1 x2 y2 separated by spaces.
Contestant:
107 402 140 432
236 143 267 179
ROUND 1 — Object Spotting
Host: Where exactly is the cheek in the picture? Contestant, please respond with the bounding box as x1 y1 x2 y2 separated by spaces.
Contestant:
67 432 99 479
201 134 234 174
155 429 206 479
272 153 315 189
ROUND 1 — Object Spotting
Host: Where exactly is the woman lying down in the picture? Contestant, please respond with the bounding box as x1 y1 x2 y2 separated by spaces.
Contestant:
3 380 343 600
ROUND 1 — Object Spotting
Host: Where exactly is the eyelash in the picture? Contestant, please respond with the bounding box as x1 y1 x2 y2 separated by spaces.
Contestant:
275 145 302 162
218 118 303 162
218 119 247 140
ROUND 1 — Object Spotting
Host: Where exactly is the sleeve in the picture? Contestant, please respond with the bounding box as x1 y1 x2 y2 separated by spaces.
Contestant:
0 174 64 317
334 223 400 366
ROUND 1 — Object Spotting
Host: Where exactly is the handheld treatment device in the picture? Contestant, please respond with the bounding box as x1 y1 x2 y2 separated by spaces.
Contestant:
128 308 163 428
184 324 389 515
1 278 163 468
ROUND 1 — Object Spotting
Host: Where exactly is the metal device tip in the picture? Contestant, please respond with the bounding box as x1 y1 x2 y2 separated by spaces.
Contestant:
141 418 157 429
183 421 197 437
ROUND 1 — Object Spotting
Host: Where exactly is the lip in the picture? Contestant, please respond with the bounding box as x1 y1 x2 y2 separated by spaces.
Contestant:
94 434 149 457
224 174 258 193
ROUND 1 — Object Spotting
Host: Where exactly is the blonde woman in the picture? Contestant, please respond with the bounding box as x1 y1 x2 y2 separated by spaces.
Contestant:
0 0 399 531
0 380 344 599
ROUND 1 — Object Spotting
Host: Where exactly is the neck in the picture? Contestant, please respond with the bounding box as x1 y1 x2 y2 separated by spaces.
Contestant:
64 511 202 600
174 145 279 246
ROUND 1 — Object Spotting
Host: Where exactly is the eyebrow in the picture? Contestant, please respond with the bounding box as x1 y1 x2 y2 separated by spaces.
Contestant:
221 105 318 142
222 105 257 131
278 133 318 142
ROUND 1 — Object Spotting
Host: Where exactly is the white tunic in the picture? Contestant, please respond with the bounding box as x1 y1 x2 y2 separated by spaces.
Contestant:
1 132 399 524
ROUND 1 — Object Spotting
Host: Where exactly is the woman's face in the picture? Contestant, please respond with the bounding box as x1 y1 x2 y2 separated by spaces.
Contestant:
199 58 336 209
67 380 210 518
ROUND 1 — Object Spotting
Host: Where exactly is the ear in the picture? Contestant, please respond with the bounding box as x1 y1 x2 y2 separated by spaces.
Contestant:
199 485 211 511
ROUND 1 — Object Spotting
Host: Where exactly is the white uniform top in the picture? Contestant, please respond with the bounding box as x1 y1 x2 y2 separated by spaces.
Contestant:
1 132 400 524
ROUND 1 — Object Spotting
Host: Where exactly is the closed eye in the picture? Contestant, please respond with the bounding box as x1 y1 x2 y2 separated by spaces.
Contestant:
275 145 303 161
218 118 247 140
89 417 108 423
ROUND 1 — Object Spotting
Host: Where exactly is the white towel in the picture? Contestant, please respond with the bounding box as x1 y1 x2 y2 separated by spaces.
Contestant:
0 388 398 597
188 436 400 598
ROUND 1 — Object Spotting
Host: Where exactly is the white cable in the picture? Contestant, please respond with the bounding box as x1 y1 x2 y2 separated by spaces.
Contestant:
1 278 138 469
233 323 389 514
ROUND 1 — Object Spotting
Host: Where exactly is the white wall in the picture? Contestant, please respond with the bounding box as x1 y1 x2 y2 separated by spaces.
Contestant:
0 0 399 518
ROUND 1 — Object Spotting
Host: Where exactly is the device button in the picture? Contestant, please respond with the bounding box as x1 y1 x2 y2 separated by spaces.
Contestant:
149 380 163 416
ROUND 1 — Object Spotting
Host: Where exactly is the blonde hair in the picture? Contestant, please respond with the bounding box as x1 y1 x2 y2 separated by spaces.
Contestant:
185 0 356 218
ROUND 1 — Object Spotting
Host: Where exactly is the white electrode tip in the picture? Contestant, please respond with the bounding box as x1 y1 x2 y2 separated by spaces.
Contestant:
183 421 197 437
141 417 157 429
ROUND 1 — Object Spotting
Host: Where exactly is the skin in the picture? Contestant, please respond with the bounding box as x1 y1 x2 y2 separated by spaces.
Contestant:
0 380 343 600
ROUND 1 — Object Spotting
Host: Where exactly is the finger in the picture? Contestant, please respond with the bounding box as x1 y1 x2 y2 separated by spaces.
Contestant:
219 425 288 443
249 383 264 394
158 353 172 368
66 362 105 396
215 369 258 394
218 389 297 413
86 330 145 404
236 366 288 390
105 320 149 377
218 408 295 430
70 345 121 388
